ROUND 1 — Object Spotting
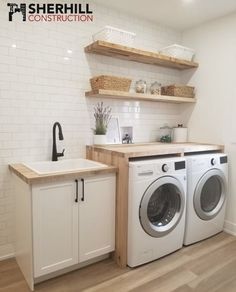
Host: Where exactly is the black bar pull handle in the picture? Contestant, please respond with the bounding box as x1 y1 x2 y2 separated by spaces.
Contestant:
81 178 85 201
75 179 78 203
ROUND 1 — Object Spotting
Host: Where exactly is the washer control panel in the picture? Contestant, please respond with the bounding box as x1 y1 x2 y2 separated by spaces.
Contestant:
129 157 186 180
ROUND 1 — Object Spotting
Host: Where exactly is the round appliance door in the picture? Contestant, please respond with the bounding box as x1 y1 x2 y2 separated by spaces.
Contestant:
194 169 227 221
139 176 185 238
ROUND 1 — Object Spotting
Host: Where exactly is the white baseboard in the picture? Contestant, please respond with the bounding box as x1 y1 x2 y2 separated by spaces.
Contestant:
34 254 109 284
224 220 236 236
0 244 14 261
0 222 234 263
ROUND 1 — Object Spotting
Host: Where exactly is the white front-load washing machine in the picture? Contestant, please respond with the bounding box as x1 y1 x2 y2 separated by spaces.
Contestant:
128 157 186 267
184 153 228 246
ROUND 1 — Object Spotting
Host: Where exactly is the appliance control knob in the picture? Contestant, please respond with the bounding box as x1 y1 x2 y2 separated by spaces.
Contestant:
162 164 169 172
211 158 216 166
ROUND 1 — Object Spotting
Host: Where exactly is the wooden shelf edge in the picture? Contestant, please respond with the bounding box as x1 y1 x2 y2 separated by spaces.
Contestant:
84 41 199 70
85 89 197 104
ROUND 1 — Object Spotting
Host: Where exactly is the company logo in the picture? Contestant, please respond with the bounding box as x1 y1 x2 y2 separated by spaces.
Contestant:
7 3 93 22
7 3 26 21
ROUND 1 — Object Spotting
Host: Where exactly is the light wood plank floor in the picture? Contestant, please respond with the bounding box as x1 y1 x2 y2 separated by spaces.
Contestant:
1 232 236 292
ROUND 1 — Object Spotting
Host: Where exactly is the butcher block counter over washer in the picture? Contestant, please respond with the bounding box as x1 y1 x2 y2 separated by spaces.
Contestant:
86 142 224 268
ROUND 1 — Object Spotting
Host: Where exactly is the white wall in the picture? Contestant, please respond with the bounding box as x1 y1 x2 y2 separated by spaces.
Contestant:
182 13 236 235
0 0 189 258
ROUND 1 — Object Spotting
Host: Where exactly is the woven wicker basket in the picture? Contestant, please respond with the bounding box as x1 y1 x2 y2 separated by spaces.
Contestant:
161 84 195 98
90 75 131 92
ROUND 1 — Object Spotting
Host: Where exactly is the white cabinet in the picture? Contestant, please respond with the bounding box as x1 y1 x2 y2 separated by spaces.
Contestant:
31 173 115 278
32 181 79 277
78 175 116 262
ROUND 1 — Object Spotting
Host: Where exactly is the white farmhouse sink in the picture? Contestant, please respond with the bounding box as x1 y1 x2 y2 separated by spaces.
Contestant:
23 159 107 175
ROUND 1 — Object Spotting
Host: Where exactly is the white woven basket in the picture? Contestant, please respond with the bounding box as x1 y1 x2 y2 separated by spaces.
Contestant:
160 44 195 61
93 26 136 47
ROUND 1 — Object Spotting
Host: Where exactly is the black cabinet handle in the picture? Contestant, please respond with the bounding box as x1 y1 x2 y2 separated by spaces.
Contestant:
81 178 85 201
75 179 78 203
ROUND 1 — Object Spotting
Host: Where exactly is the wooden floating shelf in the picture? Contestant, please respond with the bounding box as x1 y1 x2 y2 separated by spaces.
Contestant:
84 41 199 70
85 89 197 104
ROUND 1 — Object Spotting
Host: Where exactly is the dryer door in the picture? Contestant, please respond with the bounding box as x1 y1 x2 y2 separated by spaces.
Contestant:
139 176 185 238
194 169 227 221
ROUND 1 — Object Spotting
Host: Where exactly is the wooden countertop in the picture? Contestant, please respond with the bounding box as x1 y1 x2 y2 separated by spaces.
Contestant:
87 142 224 158
10 143 223 184
9 163 117 185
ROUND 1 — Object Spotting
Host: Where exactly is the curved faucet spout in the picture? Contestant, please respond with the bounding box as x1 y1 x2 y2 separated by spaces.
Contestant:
52 122 65 161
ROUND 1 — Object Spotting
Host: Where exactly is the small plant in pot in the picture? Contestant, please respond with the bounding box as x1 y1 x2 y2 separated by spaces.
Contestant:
93 102 112 145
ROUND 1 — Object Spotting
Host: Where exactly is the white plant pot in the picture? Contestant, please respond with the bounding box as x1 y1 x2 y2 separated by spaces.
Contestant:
93 135 107 145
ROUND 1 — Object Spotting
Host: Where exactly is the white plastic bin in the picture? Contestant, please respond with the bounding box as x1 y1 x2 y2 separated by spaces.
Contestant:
93 26 136 47
160 44 195 61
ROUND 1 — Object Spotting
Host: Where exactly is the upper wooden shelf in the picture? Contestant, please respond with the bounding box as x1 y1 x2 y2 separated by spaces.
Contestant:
85 89 197 104
84 41 199 70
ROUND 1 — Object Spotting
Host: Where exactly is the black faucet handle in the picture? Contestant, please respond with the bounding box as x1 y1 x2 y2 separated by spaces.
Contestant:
58 149 65 157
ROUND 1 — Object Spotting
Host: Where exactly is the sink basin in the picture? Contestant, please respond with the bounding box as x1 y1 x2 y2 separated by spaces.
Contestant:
23 159 107 175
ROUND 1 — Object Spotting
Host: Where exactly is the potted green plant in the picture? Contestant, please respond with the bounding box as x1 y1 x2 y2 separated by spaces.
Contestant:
93 102 112 145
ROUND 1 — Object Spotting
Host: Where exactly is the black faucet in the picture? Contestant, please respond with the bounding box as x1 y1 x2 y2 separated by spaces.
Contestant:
52 122 65 161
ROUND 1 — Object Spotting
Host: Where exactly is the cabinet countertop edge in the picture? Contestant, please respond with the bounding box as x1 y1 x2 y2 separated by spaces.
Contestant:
9 164 117 185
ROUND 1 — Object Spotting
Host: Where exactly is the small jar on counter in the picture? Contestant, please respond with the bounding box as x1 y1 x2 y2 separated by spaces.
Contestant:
135 80 147 94
159 125 172 143
150 81 162 95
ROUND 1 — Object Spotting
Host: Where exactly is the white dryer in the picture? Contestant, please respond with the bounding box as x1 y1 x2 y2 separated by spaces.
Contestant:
184 153 228 245
128 157 186 267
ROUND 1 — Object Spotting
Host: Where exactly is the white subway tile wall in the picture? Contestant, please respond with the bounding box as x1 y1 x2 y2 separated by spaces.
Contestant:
0 0 188 257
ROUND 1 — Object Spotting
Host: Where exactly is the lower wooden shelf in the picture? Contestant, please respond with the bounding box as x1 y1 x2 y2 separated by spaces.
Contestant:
85 89 197 104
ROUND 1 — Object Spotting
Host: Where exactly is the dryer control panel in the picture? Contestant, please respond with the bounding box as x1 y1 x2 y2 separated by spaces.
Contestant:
220 156 228 164
188 153 228 174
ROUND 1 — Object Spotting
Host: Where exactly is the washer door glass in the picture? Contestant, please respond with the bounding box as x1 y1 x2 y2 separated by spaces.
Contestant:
194 169 227 221
139 176 185 238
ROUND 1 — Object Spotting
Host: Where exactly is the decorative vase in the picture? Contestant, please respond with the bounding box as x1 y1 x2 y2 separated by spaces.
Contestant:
93 134 107 145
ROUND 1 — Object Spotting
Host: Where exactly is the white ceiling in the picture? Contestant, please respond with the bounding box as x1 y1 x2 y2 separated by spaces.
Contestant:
94 0 236 31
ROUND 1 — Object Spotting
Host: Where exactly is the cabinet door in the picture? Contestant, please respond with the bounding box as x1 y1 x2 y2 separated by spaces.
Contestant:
32 180 79 277
78 174 116 263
